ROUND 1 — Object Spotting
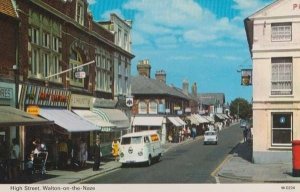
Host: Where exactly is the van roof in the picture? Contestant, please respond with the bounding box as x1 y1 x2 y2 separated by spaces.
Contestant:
122 130 158 138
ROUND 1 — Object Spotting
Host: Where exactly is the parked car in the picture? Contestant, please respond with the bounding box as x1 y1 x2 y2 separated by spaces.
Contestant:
119 130 163 166
203 130 218 145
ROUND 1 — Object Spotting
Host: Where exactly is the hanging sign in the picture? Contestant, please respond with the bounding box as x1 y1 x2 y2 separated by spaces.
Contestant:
241 69 252 86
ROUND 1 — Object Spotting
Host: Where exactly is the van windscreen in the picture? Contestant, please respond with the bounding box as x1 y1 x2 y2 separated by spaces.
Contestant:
121 136 142 145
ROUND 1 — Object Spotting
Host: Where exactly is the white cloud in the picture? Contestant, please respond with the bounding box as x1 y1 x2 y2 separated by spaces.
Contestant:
233 0 274 17
101 9 124 20
123 0 250 48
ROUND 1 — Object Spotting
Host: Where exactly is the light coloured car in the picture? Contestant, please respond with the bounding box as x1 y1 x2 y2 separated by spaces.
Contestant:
203 130 218 145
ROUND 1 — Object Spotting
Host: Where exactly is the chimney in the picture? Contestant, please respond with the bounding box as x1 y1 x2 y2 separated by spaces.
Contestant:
137 59 151 78
183 79 189 95
155 70 166 83
191 82 197 97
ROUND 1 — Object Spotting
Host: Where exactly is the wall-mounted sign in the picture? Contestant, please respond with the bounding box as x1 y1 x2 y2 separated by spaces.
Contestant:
241 69 252 86
177 110 183 115
26 105 40 116
71 94 92 108
126 97 133 107
174 106 181 110
185 108 191 113
74 71 86 79
93 98 117 108
165 109 170 114
22 84 70 107
0 87 12 99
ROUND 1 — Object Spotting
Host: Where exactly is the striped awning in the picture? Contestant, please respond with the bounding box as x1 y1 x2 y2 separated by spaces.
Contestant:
168 117 182 127
92 108 129 129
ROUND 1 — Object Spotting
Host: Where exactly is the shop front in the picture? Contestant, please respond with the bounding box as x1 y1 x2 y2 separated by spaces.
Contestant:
91 98 130 156
18 84 100 169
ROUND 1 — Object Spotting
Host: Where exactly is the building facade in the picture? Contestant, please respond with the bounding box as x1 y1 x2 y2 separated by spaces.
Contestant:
245 0 300 163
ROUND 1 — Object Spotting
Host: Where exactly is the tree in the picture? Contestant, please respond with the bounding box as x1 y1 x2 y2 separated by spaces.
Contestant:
229 98 252 119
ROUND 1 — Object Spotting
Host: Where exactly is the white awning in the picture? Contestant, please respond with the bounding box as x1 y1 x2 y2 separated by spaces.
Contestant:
72 110 116 132
167 117 182 127
39 109 100 132
193 114 209 123
92 108 129 129
187 115 200 125
132 116 164 126
215 114 225 120
175 117 186 126
203 116 215 122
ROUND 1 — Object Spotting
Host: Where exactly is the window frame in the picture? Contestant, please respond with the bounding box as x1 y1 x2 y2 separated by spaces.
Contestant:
271 57 293 96
271 112 293 147
138 101 147 114
271 22 292 42
76 0 85 26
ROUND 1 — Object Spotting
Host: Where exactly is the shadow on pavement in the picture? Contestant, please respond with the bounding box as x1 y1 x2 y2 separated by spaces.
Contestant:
229 141 253 162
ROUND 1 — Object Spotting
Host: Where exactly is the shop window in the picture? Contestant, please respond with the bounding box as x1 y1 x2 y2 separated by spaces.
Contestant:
271 113 292 146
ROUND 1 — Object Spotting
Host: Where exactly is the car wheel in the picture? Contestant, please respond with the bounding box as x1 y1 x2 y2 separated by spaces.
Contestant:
147 155 152 166
157 153 162 162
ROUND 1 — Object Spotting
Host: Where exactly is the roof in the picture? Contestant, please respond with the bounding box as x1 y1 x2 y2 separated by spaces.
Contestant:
0 0 18 18
131 75 189 100
198 93 225 105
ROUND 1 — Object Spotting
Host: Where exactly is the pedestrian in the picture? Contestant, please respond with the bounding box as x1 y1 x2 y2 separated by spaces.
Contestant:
111 138 120 161
57 138 68 169
79 138 87 167
192 126 196 140
187 127 191 139
243 128 248 143
8 138 20 181
32 138 48 174
92 138 101 171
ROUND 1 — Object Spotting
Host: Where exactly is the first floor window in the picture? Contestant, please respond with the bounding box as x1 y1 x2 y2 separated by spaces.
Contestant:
271 57 293 95
272 113 292 146
149 101 158 114
138 101 147 114
31 48 39 75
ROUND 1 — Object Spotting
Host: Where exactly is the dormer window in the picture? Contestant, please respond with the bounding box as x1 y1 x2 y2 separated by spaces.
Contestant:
76 0 84 26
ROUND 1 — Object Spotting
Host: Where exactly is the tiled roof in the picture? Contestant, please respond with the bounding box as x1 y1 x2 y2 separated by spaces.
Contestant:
0 0 18 18
131 75 188 100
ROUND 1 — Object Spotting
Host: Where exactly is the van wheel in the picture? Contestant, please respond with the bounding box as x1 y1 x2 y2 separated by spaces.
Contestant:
157 154 162 162
147 155 152 166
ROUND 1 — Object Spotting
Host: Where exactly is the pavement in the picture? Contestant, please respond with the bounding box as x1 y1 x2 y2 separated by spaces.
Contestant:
216 140 300 183
15 124 300 184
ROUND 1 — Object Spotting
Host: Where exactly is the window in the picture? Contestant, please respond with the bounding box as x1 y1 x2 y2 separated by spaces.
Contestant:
31 48 39 75
53 36 59 52
69 49 84 87
149 101 158 114
271 58 292 95
76 0 84 26
272 113 292 146
118 28 122 46
138 101 147 114
42 32 50 48
31 28 39 44
42 53 50 77
271 23 292 42
124 32 128 50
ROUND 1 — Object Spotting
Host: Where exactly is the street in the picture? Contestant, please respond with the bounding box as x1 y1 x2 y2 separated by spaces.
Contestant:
84 123 243 183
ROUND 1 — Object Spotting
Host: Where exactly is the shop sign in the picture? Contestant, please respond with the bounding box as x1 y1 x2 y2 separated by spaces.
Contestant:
174 106 181 110
126 97 133 107
0 87 12 99
185 108 191 113
27 105 40 116
241 69 252 86
74 71 86 79
177 110 183 115
165 109 170 114
23 84 70 107
71 94 92 108
93 98 117 108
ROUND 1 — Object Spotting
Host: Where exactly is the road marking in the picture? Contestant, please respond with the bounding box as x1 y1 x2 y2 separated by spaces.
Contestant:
211 154 233 183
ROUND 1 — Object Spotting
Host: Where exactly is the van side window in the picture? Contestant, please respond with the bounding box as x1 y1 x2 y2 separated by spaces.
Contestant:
144 136 150 143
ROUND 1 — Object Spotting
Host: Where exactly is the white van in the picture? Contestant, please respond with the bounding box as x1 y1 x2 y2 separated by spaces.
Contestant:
119 130 163 166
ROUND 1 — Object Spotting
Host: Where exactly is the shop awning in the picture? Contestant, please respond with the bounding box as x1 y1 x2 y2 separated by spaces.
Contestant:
193 114 209 123
203 116 215 123
215 114 225 120
72 110 116 132
92 108 129 129
132 116 164 126
175 117 186 126
39 108 100 132
0 106 53 127
167 117 182 127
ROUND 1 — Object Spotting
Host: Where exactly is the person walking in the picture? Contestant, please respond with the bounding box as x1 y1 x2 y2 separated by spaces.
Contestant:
92 138 101 171
57 138 68 169
8 138 20 181
79 138 87 167
243 128 248 143
111 139 120 161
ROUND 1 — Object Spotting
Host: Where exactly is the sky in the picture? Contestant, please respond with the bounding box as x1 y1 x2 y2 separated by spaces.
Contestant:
88 0 275 103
